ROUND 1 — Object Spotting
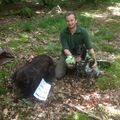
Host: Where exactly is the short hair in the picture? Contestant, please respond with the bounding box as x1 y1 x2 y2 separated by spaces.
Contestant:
65 11 77 20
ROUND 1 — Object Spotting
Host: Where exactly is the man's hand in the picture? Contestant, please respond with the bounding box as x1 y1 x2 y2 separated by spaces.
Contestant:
76 55 82 63
92 60 97 68
88 48 97 68
89 59 97 68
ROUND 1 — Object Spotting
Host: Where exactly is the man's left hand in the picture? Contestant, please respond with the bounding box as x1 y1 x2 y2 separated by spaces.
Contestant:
92 61 97 68
76 55 81 63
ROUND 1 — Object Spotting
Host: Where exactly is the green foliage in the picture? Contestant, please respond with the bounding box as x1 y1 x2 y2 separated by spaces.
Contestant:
0 82 7 95
0 41 19 48
34 46 46 54
18 98 33 106
38 14 65 33
19 6 34 18
0 23 17 33
96 61 120 90
77 14 93 28
94 27 115 41
44 43 60 53
97 76 117 90
60 112 93 120
0 34 29 52
101 45 118 53
19 34 29 42
34 42 61 54
18 21 34 32
0 60 20 95
0 70 9 95
0 0 120 98
92 27 116 51
44 43 55 52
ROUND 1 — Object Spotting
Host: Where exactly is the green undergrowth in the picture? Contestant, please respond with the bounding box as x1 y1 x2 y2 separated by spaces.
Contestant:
0 3 120 97
60 112 93 120
0 70 8 95
0 33 29 48
101 45 119 53
34 42 61 55
96 61 120 90
38 14 66 33
18 20 34 32
0 60 19 95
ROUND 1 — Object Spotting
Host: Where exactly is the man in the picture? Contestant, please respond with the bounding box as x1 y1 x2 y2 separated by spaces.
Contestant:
55 11 97 79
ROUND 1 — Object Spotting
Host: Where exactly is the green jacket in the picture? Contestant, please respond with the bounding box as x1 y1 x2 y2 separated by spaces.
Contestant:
60 26 93 55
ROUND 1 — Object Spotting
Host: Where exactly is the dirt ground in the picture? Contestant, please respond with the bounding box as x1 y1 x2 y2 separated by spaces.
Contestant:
0 2 120 120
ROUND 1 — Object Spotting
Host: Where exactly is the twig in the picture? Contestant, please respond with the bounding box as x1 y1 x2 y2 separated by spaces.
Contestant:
64 103 102 120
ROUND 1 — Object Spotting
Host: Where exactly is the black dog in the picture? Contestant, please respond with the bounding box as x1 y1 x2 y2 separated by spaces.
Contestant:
12 54 55 99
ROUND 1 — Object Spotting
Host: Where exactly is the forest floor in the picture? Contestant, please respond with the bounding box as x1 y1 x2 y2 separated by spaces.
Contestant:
0 2 120 120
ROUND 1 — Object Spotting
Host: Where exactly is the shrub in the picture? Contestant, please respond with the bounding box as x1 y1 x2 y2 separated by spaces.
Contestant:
19 21 33 32
0 70 8 95
96 62 120 90
19 6 34 18
60 112 93 120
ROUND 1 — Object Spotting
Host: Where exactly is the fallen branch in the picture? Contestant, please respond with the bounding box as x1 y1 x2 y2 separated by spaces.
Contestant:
64 103 102 120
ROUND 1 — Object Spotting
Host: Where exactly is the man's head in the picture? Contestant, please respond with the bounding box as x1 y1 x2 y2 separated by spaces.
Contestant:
65 11 77 30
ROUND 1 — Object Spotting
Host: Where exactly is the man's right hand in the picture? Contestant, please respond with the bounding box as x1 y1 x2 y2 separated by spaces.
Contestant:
76 55 82 63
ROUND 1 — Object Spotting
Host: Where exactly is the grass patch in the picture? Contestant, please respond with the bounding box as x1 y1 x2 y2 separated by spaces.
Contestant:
38 13 94 33
60 112 93 120
0 59 19 95
101 44 119 53
44 42 61 54
18 98 33 106
0 23 17 32
91 26 116 51
0 70 8 95
94 27 115 41
38 14 66 33
34 46 46 54
0 68 10 95
35 33 50 41
0 3 120 97
77 13 94 28
34 42 61 54
18 21 34 32
96 61 120 90
0 40 23 48
19 6 35 18
105 20 120 33
0 33 29 48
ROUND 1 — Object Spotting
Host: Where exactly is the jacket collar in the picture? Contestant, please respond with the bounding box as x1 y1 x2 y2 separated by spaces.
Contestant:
65 26 81 34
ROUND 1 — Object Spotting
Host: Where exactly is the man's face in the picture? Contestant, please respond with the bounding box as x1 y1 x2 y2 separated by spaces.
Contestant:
66 14 77 29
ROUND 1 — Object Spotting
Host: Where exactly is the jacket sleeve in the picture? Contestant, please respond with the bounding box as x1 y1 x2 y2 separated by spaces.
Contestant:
60 31 69 50
82 28 93 49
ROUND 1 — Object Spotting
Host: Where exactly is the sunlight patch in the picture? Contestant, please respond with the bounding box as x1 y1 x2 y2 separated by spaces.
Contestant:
81 12 108 19
98 104 120 115
107 3 120 16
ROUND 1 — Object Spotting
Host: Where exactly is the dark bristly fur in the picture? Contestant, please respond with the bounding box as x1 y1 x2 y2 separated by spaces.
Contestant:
12 54 55 99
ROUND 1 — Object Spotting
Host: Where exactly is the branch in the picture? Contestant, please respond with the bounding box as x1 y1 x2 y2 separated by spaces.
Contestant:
64 103 102 120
